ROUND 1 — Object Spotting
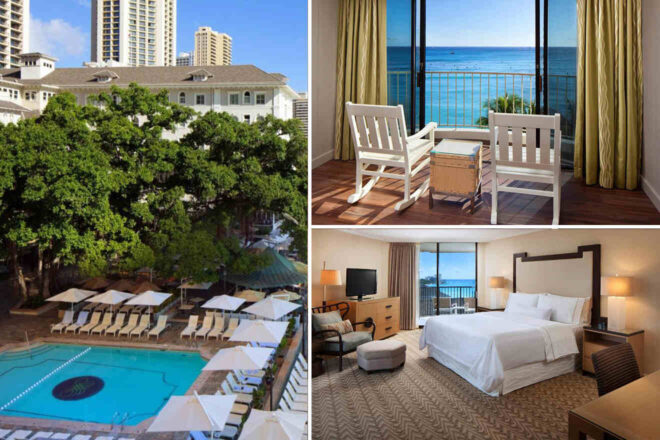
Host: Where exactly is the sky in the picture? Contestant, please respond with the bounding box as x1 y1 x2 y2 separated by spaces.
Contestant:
388 0 577 47
28 0 308 92
419 252 475 280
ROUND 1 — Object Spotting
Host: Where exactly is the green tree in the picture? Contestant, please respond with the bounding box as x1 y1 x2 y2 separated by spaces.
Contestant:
475 93 535 126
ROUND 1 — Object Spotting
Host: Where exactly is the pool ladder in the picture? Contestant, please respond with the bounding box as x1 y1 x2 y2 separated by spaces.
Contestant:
110 412 130 433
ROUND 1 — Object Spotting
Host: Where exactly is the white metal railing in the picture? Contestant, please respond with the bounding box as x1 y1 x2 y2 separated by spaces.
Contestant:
387 71 576 136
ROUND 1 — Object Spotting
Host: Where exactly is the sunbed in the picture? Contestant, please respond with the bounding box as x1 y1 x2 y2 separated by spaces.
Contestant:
129 314 151 338
207 315 225 340
193 315 213 339
220 381 252 405
65 311 89 334
105 313 125 337
180 315 199 339
221 318 239 341
118 313 139 336
78 311 102 335
51 311 74 334
147 315 170 340
91 312 114 335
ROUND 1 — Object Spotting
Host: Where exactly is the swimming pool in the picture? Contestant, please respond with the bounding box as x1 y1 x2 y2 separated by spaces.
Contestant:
0 343 206 426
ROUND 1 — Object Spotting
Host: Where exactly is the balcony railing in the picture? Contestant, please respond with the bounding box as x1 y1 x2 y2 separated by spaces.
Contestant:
388 71 576 136
418 285 476 317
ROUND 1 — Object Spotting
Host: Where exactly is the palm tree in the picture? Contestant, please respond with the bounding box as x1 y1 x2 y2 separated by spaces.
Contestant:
475 93 535 126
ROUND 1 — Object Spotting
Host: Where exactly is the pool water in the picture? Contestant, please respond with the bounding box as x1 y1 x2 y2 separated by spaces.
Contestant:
0 344 206 425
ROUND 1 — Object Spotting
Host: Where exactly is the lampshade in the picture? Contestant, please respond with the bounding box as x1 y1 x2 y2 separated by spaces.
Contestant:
320 269 341 286
488 276 506 288
602 276 632 297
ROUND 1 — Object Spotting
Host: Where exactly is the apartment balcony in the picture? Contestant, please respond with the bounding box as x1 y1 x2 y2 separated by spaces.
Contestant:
418 285 476 318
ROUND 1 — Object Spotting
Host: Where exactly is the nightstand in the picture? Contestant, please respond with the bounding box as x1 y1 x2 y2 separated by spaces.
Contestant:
477 306 505 312
582 326 644 374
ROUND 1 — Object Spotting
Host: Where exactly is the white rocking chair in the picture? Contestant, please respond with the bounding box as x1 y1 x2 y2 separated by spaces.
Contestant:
489 110 562 225
345 102 437 211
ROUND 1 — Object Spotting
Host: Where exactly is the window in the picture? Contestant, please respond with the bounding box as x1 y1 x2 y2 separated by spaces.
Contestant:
243 91 251 104
418 242 477 326
196 94 205 105
256 93 265 105
179 92 186 104
229 93 239 105
243 114 250 124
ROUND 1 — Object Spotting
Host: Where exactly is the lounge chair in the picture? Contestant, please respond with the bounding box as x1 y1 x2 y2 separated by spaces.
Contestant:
79 311 102 335
65 311 89 334
230 402 249 416
0 429 11 439
70 436 91 440
29 432 53 440
180 315 199 339
297 353 308 371
207 315 225 340
51 311 74 334
226 372 256 394
281 390 307 413
286 383 307 404
118 314 140 337
193 315 214 339
147 315 170 339
221 318 239 341
218 426 237 440
50 434 70 440
233 370 261 386
105 313 125 337
220 381 252 405
91 312 114 335
7 431 31 440
130 314 151 338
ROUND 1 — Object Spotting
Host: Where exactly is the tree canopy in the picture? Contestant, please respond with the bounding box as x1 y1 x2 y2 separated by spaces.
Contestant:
0 84 307 298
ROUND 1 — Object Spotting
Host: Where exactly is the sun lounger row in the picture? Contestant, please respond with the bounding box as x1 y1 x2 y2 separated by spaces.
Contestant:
279 353 308 414
0 431 134 440
51 311 170 339
180 315 240 340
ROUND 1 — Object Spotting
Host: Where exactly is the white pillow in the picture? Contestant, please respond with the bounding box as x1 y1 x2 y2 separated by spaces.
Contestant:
505 293 541 311
537 294 580 324
506 304 552 320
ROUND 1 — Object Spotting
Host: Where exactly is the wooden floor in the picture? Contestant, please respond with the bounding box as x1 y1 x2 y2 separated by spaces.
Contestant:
312 149 660 225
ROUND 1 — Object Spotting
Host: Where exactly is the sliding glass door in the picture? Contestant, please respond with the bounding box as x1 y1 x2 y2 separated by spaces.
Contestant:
386 0 416 132
418 242 477 326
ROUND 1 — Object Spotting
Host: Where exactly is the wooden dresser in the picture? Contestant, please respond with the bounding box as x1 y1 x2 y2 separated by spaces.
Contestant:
339 297 400 340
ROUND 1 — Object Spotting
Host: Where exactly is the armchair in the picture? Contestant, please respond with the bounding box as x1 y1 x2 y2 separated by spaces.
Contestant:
312 302 375 372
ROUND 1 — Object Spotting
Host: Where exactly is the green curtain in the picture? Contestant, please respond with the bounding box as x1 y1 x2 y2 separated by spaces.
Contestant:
574 0 643 189
334 0 387 160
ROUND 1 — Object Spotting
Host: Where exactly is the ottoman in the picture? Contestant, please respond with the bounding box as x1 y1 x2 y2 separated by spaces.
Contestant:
357 339 406 372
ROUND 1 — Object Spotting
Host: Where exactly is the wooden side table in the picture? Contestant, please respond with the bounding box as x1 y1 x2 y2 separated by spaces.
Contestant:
429 139 482 214
582 326 644 374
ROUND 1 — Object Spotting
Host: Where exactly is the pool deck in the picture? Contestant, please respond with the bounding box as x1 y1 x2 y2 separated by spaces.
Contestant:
0 311 248 438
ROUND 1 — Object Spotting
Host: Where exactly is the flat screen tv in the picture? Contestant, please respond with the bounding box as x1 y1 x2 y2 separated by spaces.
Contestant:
346 268 377 301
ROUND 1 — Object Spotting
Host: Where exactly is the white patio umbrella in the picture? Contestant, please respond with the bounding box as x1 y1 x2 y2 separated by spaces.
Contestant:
46 288 97 312
228 320 288 344
202 294 246 313
243 297 301 321
178 281 212 304
235 289 266 303
86 290 135 312
203 346 273 372
239 409 307 440
125 290 172 314
147 391 236 436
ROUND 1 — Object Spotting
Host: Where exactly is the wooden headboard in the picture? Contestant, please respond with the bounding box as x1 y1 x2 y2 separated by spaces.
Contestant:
513 244 601 326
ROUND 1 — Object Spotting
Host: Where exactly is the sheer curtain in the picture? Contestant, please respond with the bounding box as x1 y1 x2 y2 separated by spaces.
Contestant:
334 0 388 160
388 242 417 330
574 0 642 189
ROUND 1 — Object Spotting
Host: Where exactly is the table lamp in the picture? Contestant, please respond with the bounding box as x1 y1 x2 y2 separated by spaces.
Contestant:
320 262 341 307
602 275 632 331
488 276 506 309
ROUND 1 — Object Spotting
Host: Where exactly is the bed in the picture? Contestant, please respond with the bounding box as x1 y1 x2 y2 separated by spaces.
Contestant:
419 244 601 396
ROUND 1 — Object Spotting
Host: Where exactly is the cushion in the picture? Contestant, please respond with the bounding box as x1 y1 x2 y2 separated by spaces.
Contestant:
323 331 373 353
506 304 552 321
321 320 353 336
505 293 541 311
312 311 342 332
357 340 406 360
537 294 580 324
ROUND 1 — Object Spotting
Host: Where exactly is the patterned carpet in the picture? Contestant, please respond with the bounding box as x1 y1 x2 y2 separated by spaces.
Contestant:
312 330 598 440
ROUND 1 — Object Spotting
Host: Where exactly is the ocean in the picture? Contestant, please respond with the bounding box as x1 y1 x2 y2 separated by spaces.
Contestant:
387 46 577 133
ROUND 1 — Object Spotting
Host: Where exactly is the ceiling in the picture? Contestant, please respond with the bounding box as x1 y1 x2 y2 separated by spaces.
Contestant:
340 228 541 243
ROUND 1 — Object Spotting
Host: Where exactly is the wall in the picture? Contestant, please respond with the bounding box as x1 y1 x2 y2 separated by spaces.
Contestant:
311 229 390 307
642 0 660 210
478 229 660 374
311 0 339 168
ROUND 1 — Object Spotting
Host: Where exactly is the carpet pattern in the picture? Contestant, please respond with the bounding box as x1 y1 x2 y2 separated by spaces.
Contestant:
312 330 598 440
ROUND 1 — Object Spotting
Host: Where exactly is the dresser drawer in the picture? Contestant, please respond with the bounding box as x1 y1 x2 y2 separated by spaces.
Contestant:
376 318 399 339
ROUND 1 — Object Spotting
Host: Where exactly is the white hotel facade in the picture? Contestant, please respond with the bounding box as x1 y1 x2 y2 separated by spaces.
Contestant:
0 53 301 127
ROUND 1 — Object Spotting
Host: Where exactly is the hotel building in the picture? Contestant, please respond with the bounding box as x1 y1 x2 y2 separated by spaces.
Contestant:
194 26 232 66
0 0 29 69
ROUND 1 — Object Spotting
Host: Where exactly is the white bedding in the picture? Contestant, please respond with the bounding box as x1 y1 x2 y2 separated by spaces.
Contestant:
419 312 579 395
